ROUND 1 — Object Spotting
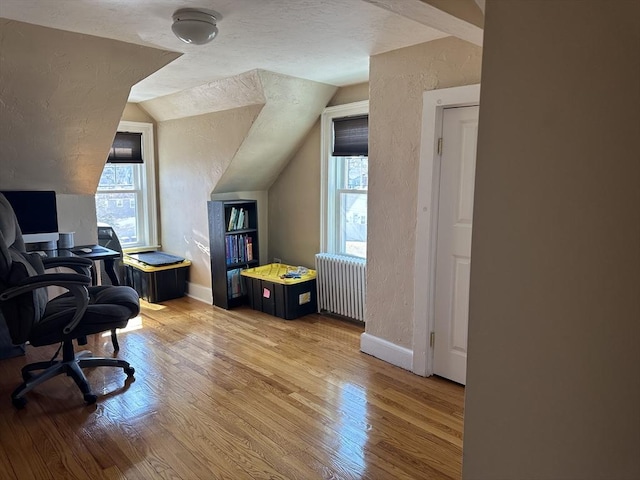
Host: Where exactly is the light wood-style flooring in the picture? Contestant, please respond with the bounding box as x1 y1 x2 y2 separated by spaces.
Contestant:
0 297 464 479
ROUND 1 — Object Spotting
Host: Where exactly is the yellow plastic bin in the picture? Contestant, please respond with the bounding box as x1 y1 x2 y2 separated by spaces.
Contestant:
123 255 191 303
241 264 317 320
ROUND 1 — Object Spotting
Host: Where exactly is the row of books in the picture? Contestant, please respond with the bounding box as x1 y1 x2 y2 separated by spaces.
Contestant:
225 234 254 265
227 207 250 231
227 268 245 299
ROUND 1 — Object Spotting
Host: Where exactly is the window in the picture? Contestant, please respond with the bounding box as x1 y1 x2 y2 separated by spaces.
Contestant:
95 121 157 249
321 101 369 258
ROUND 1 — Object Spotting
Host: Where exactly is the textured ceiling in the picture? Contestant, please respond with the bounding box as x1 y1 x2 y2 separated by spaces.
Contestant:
0 0 449 102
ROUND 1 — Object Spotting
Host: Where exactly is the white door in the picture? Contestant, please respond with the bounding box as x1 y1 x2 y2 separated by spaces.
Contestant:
433 105 479 385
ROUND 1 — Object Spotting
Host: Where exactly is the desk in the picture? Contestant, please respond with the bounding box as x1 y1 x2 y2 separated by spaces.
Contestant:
28 245 121 285
70 245 121 286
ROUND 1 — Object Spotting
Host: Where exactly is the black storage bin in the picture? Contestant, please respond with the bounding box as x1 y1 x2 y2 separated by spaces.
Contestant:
123 257 191 303
242 264 317 320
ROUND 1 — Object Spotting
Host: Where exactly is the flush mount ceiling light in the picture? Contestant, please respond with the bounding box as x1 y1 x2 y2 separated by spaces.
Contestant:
171 8 220 45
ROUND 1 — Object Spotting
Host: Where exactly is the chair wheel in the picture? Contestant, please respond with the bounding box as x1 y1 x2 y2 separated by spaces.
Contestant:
12 397 27 409
84 393 97 405
124 366 135 377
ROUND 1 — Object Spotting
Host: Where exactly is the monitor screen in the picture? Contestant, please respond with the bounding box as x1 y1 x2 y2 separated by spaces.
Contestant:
1 190 59 244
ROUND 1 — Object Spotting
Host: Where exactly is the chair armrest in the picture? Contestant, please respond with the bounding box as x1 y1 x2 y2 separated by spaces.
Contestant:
0 272 91 300
0 272 91 336
42 256 93 276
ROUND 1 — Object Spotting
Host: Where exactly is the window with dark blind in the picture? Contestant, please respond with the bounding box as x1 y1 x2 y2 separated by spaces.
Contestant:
322 102 369 258
332 115 368 157
96 122 157 249
108 132 143 164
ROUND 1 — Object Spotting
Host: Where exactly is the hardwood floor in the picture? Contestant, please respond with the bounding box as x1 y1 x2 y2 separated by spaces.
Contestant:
0 297 464 479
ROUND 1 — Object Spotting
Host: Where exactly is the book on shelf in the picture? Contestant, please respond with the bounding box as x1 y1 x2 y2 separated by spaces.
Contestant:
227 207 251 231
236 209 244 231
246 236 253 261
226 268 245 298
237 234 244 263
225 233 255 265
227 207 237 231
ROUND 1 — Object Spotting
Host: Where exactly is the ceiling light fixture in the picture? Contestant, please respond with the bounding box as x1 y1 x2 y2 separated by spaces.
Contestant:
171 8 220 45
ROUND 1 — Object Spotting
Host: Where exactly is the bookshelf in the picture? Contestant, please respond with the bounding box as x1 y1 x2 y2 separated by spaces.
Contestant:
207 199 259 309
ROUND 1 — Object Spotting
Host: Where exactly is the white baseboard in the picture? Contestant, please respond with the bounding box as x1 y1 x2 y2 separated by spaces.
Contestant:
186 282 212 304
360 332 413 371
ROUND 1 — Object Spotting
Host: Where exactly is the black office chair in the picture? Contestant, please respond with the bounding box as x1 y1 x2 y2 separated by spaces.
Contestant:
0 193 139 408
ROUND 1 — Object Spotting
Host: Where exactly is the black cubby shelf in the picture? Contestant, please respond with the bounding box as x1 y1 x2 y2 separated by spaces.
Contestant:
207 200 259 309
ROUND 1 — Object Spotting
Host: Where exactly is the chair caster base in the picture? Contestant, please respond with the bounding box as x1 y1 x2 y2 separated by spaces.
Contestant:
12 397 27 409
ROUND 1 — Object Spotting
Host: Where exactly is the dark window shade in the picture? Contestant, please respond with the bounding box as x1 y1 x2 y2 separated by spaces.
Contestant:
107 132 143 164
333 115 368 156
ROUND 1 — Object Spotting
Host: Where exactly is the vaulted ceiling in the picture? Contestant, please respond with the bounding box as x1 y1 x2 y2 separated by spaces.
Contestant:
0 0 482 103
0 1 483 196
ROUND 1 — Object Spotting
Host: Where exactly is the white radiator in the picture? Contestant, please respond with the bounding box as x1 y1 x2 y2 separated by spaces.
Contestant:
315 253 366 322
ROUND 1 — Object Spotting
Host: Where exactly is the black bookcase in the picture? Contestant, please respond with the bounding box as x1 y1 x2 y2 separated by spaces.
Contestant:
207 199 259 309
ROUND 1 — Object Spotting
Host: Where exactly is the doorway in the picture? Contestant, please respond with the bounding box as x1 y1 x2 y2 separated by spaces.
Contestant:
412 85 480 381
433 105 479 384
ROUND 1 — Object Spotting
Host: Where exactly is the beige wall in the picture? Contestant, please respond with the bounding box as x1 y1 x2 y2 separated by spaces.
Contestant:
366 37 482 347
156 105 262 293
0 21 176 245
463 1 640 478
0 19 177 196
327 82 369 107
122 103 155 124
268 120 321 268
267 83 369 268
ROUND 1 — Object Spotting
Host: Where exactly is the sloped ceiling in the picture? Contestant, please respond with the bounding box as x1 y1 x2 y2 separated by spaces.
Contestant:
364 0 484 45
0 2 484 200
141 69 337 194
0 0 450 103
0 19 179 195
140 70 266 121
214 71 337 193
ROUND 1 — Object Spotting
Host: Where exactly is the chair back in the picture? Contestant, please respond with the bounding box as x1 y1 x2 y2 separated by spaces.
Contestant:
0 194 49 344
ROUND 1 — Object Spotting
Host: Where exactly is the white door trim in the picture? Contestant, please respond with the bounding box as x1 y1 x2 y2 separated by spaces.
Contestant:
412 84 480 376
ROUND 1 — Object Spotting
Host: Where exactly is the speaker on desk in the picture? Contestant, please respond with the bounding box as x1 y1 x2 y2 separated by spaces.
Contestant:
97 224 124 285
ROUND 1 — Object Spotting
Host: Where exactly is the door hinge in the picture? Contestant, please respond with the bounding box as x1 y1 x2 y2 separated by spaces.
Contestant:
430 331 435 348
437 137 443 155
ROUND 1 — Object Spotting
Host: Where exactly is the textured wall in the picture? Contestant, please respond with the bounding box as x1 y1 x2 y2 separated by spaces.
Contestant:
151 70 337 294
140 70 266 122
268 83 369 268
156 106 263 290
56 194 98 246
267 120 322 268
213 71 337 193
327 82 369 107
0 19 178 195
463 1 640 478
0 21 176 245
367 37 482 348
122 103 155 124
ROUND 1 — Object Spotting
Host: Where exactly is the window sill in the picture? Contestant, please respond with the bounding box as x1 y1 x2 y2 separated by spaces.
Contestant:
122 245 161 254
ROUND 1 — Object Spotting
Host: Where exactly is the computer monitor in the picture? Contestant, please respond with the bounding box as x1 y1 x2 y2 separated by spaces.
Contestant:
1 190 60 244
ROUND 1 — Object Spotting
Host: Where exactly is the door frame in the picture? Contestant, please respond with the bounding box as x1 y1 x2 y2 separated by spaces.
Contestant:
412 84 480 377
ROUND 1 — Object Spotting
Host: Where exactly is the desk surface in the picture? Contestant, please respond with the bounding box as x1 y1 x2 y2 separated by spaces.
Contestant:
70 245 120 260
29 245 120 260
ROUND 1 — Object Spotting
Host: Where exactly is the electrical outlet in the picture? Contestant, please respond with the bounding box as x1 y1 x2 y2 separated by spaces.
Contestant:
274 257 282 263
